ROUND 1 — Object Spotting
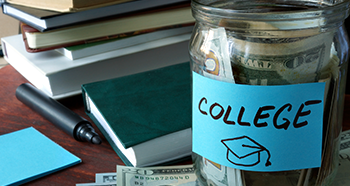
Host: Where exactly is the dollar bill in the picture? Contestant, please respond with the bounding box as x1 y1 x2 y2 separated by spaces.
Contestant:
198 156 244 186
331 129 350 186
76 173 117 186
76 182 116 186
117 164 197 186
96 172 117 183
227 31 334 85
200 27 235 83
340 129 350 142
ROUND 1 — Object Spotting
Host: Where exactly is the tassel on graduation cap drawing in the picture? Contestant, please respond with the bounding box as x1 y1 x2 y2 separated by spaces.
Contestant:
221 136 272 167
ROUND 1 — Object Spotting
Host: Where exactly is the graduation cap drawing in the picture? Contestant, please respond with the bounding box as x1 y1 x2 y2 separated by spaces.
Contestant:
221 136 272 167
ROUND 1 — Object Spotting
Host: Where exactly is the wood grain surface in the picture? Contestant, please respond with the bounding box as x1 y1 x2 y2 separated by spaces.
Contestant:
0 65 122 185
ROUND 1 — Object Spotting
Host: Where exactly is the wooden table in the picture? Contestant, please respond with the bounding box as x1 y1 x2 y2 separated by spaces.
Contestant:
0 65 123 185
0 65 349 185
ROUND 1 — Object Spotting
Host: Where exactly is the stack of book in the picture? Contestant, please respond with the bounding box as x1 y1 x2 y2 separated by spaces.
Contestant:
1 0 194 99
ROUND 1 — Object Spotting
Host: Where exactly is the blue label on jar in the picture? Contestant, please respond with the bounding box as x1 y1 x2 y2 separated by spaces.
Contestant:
192 72 325 172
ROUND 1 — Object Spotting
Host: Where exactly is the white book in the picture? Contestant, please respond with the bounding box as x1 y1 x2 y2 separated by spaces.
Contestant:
56 25 193 60
1 34 191 99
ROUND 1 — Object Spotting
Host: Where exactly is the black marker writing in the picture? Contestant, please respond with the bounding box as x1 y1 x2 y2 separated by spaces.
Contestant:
198 97 322 130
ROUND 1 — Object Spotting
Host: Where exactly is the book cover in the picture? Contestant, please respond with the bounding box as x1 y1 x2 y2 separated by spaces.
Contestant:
1 0 190 32
82 62 192 167
19 3 193 51
1 34 190 99
6 0 131 12
0 127 81 185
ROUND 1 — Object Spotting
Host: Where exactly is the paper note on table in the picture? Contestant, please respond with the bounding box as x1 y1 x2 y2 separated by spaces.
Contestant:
0 127 81 185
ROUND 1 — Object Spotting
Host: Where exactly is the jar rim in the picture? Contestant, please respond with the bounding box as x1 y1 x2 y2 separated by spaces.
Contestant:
191 0 350 30
191 0 350 19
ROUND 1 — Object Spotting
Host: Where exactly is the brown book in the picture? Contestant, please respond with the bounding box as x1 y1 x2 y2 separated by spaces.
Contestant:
21 22 194 53
6 0 132 12
19 3 194 52
21 23 84 52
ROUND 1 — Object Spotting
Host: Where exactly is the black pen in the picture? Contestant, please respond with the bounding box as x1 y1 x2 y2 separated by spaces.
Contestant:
16 83 102 144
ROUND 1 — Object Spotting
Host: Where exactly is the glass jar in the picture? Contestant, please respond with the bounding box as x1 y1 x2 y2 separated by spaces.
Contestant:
189 0 350 186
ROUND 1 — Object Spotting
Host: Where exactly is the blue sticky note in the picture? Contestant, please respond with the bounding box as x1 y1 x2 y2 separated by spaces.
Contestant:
192 72 325 172
0 127 81 185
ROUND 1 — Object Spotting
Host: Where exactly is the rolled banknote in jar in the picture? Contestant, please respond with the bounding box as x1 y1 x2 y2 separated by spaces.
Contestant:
227 31 334 85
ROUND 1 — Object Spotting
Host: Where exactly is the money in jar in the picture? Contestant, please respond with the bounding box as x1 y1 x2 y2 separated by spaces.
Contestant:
189 0 350 186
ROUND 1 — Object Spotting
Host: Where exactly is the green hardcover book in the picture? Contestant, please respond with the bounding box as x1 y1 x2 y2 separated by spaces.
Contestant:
82 62 192 167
